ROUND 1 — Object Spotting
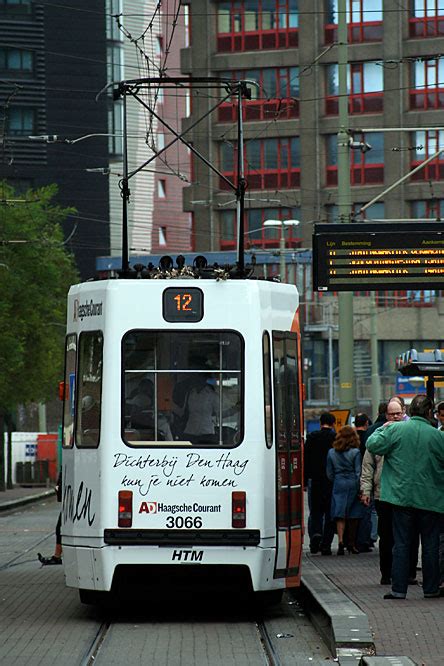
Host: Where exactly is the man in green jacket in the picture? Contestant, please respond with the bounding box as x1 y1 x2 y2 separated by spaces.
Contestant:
367 394 444 599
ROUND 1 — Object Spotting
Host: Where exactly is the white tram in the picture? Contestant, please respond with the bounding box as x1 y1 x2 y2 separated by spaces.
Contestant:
61 272 304 603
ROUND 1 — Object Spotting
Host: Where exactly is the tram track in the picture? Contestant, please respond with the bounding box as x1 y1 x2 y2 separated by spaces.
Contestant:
79 592 330 666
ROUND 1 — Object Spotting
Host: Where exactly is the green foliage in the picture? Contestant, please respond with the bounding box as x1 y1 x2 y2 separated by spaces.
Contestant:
0 183 79 411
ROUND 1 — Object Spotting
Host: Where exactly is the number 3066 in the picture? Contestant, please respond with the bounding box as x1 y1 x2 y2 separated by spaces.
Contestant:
166 515 202 529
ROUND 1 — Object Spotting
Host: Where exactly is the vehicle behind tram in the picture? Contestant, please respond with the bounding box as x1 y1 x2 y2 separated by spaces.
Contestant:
60 265 304 604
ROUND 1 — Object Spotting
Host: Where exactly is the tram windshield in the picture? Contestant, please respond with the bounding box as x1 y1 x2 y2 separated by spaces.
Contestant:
122 330 243 447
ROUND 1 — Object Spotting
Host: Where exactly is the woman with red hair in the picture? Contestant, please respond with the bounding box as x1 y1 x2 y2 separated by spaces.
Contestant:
327 425 362 555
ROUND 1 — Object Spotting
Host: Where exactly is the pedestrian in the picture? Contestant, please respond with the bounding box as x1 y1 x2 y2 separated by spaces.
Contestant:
327 425 362 556
304 412 336 555
362 401 387 442
354 413 374 553
38 469 63 566
436 401 444 431
367 394 444 599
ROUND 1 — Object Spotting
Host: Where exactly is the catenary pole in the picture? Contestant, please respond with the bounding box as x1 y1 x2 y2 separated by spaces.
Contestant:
337 0 355 413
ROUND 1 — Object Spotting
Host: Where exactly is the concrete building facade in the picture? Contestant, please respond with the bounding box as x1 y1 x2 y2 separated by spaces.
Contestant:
180 0 444 410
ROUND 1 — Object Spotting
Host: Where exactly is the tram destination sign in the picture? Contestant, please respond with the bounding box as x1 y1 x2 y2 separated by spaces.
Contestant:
313 222 444 291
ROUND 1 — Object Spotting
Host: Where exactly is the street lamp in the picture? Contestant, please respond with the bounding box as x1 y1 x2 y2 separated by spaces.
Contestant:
263 219 300 282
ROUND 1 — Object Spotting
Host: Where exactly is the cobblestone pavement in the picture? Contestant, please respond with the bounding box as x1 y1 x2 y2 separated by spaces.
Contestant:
306 542 444 666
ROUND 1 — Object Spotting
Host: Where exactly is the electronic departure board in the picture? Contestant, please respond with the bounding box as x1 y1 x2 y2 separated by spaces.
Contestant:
313 222 444 292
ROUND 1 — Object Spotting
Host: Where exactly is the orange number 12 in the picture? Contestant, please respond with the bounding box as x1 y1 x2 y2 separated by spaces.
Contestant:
173 293 192 311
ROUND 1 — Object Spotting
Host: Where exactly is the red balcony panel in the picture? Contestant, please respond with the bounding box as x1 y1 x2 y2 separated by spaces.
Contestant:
279 172 289 188
289 31 298 47
326 168 338 186
324 25 336 44
264 101 278 118
248 173 262 189
326 97 339 114
324 22 382 45
262 32 276 49
245 103 262 121
364 165 384 184
264 172 278 189
409 17 444 38
351 167 364 185
234 35 242 51
410 91 424 109
289 101 299 117
244 33 260 50
219 105 234 122
363 94 383 112
217 36 232 52
219 177 232 191
290 171 300 187
350 97 364 114
363 23 383 41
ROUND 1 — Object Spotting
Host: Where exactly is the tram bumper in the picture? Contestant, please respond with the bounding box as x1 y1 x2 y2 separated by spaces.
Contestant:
63 540 281 592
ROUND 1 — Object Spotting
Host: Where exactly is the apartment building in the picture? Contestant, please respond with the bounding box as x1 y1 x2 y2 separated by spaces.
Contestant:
0 0 110 279
181 0 444 409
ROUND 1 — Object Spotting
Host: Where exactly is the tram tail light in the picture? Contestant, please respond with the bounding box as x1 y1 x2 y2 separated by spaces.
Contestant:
232 491 246 528
118 490 133 527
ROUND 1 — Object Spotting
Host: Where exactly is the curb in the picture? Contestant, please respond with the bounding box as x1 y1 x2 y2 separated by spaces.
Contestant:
301 555 417 665
301 555 375 663
0 489 55 512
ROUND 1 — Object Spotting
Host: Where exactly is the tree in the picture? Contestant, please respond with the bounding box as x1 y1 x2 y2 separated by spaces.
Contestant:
0 183 79 412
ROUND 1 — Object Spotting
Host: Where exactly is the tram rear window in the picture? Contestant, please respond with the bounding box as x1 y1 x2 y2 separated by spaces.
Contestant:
122 330 243 447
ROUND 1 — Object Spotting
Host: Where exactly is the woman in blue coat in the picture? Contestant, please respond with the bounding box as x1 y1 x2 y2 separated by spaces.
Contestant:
327 425 362 555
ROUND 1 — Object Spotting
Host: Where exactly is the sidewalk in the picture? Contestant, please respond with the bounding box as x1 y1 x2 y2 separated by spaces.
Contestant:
0 484 55 511
304 542 444 665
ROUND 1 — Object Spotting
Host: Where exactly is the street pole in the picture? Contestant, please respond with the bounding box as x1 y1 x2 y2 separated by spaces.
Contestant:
280 225 286 282
370 291 381 417
337 0 355 413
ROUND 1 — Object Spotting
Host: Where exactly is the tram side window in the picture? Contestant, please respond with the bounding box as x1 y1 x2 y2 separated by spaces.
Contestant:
272 332 301 449
262 332 273 448
76 331 103 448
123 330 243 447
62 334 77 449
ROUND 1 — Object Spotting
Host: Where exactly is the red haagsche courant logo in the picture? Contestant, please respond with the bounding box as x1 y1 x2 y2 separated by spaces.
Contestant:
139 501 157 514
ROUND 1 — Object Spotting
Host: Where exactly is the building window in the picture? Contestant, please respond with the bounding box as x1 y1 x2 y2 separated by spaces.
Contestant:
7 107 35 135
155 36 163 56
220 206 301 249
158 179 167 198
106 0 123 41
217 0 298 53
325 201 385 223
326 132 384 186
0 0 32 15
108 102 123 156
220 137 300 190
325 62 383 114
184 4 190 46
107 44 123 85
410 59 444 110
411 199 444 219
159 226 167 246
410 131 444 181
218 67 299 122
410 0 444 37
325 0 383 44
0 48 33 73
